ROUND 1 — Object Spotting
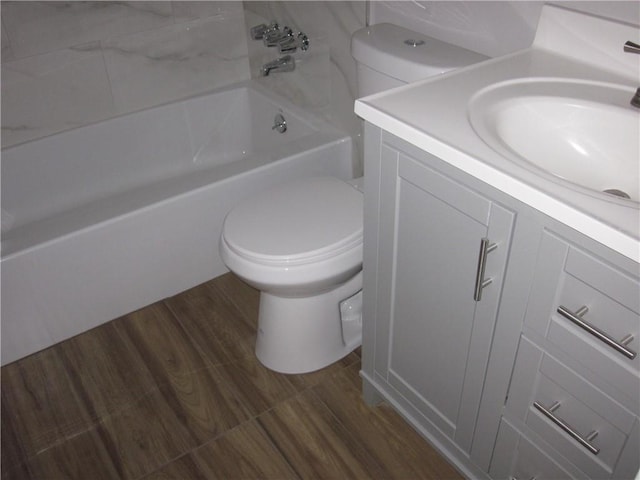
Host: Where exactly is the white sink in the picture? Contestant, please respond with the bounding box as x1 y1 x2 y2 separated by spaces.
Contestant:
468 78 639 204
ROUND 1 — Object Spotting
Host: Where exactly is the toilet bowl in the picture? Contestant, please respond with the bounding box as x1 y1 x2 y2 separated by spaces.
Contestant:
219 23 488 374
220 176 363 373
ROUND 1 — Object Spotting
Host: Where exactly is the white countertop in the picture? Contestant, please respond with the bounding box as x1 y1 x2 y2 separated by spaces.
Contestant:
355 5 640 263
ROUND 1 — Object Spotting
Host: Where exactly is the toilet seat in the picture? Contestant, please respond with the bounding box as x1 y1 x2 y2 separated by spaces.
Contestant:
222 177 363 266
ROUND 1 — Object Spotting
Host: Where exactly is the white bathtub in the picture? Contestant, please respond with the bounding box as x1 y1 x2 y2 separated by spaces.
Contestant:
1 81 353 365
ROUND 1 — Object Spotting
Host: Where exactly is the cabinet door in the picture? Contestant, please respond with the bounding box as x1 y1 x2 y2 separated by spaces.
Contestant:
374 148 514 452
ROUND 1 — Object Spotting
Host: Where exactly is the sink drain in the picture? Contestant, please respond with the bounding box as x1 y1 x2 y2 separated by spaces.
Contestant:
603 189 631 199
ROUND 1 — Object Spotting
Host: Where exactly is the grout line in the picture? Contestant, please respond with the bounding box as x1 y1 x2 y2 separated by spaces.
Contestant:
254 404 304 480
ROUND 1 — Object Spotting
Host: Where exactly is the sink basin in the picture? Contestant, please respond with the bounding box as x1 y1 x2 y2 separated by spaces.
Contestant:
468 79 639 204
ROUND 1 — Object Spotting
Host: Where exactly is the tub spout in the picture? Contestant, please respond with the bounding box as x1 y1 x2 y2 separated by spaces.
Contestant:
261 55 295 76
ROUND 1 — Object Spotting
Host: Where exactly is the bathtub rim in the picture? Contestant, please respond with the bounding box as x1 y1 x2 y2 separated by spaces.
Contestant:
2 80 353 259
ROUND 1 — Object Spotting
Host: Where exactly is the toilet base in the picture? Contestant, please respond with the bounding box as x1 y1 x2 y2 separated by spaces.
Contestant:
255 271 362 374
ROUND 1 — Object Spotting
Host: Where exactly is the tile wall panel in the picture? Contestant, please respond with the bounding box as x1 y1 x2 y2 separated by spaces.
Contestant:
1 1 250 148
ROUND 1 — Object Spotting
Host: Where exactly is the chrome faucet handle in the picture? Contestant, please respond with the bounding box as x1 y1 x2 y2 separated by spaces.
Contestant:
250 21 278 40
277 33 310 54
263 26 293 47
623 40 640 54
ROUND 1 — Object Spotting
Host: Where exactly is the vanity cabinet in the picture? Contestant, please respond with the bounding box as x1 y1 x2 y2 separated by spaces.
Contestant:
369 135 514 453
362 126 525 479
491 231 640 479
361 124 640 480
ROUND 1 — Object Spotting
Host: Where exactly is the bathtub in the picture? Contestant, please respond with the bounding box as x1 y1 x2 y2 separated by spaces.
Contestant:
1 81 353 365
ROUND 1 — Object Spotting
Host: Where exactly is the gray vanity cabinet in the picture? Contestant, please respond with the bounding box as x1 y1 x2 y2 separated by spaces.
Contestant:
362 126 515 459
361 124 640 480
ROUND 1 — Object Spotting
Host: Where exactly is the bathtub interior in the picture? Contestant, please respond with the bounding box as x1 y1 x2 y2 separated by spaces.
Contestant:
191 88 315 166
1 83 328 257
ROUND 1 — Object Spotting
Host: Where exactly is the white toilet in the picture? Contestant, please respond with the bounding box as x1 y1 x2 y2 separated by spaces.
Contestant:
220 23 488 374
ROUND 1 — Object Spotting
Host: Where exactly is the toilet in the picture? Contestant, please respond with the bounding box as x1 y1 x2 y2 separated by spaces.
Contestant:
220 23 488 374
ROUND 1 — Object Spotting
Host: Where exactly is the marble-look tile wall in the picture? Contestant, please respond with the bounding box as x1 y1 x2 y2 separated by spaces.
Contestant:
243 1 366 174
1 2 250 148
4 1 634 159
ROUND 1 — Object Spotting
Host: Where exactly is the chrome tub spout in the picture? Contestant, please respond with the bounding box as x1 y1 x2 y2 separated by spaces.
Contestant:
261 55 295 76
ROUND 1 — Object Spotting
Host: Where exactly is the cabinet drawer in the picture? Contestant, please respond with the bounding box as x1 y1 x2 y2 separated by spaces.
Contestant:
507 337 635 478
524 231 640 407
490 418 578 479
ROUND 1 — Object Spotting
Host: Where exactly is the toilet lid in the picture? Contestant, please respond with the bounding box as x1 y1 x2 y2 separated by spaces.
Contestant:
222 177 363 265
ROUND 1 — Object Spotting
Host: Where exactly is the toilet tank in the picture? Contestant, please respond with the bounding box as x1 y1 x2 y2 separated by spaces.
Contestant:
351 23 488 97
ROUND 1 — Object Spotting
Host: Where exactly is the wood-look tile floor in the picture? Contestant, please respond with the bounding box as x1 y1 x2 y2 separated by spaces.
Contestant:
2 273 463 480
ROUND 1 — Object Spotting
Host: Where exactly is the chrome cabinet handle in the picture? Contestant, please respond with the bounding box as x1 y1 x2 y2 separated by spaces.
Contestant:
473 238 497 301
557 305 637 360
533 401 600 455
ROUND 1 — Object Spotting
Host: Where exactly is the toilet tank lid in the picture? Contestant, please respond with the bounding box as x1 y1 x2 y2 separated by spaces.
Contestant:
351 23 488 83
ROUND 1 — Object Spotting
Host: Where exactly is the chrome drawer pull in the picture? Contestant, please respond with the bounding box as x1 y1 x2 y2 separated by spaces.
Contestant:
473 238 497 301
533 401 600 455
557 305 637 360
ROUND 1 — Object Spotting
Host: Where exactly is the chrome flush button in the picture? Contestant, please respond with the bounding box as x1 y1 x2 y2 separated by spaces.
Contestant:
404 39 425 47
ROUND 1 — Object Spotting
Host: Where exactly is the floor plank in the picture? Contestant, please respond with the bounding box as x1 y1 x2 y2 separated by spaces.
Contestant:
164 280 257 365
2 272 463 480
1 348 93 461
313 363 464 479
191 420 298 479
57 322 157 422
22 428 121 480
257 389 387 479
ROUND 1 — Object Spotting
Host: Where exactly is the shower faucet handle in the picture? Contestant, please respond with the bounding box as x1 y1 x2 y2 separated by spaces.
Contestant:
277 33 310 54
250 21 278 40
263 26 293 47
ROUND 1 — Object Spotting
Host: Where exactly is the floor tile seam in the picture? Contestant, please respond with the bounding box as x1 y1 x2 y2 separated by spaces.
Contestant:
253 409 304 480
53 340 134 439
161 296 241 369
57 327 201 432
305 379 392 477
29 378 198 456
132 448 199 480
0 421 103 480
112 305 234 391
146 356 271 443
254 387 388 480
48 320 183 440
136 415 299 480
11 416 127 480
160 296 305 416
60 352 184 430
104 401 269 480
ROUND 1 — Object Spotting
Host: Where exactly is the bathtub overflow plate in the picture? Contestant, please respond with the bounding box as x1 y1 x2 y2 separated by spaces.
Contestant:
404 38 425 47
272 113 287 133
